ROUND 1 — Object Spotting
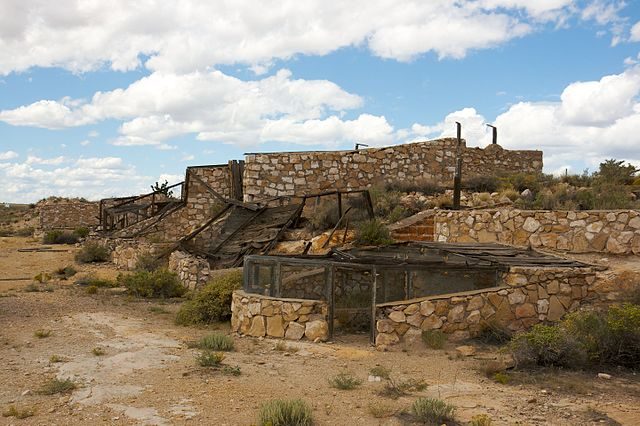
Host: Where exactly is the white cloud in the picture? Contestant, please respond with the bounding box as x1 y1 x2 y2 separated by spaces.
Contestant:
0 0 581 76
631 21 640 41
80 139 90 146
25 155 66 165
1 69 369 148
402 65 640 173
0 150 18 160
87 130 99 138
181 154 195 162
0 156 149 203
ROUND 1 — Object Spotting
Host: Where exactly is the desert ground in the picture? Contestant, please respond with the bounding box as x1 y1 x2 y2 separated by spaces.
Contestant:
1 236 639 425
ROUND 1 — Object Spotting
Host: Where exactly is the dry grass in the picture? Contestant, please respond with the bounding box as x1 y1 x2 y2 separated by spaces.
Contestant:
38 378 76 395
2 405 35 419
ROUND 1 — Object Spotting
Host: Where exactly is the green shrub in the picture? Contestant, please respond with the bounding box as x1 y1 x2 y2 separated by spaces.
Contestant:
75 242 110 263
510 324 586 368
493 372 510 384
422 330 446 349
2 405 35 419
14 227 34 237
464 175 498 193
135 251 163 272
378 378 427 399
34 329 51 338
75 275 115 288
328 372 362 390
196 333 235 351
369 365 391 379
54 266 77 280
221 365 242 376
74 227 90 238
37 378 76 395
471 414 493 426
476 320 512 345
411 397 456 425
43 230 79 244
118 269 185 298
196 350 224 367
355 219 393 246
511 305 640 369
34 272 51 283
175 270 242 325
257 399 313 426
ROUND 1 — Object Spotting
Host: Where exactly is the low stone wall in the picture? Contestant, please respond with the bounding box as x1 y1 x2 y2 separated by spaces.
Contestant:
168 250 210 290
393 208 640 255
243 139 542 201
39 201 100 231
231 290 329 341
375 266 598 347
111 240 171 270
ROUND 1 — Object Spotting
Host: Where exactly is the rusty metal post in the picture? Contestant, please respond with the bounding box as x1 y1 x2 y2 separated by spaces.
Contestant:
453 122 462 210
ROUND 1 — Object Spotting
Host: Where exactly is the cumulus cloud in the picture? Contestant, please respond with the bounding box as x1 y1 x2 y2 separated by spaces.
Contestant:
0 69 385 148
404 65 640 173
0 0 580 76
0 150 18 160
0 156 149 203
25 155 66 165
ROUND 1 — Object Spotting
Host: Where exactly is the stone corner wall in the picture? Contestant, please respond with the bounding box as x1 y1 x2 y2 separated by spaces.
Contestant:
110 239 172 270
38 201 100 231
168 250 210 290
374 265 600 348
231 290 329 342
433 209 640 255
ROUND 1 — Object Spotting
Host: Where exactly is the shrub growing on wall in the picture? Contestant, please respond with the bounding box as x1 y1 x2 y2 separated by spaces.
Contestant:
175 269 243 325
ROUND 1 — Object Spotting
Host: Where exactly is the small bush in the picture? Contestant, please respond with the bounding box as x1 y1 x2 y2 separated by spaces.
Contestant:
355 219 393 246
196 351 224 367
500 189 520 202
118 269 185 298
24 283 40 292
421 330 446 349
221 365 242 376
92 347 106 356
34 272 51 283
411 397 456 425
369 365 391 379
49 354 65 363
471 414 493 426
493 372 510 384
175 270 242 325
86 285 98 294
14 227 34 237
54 266 77 280
38 378 76 395
476 320 512 345
74 227 90 238
379 378 427 399
196 333 235 351
75 242 110 263
135 251 163 272
2 405 35 419
368 403 396 418
75 275 114 288
257 399 313 426
328 372 362 390
510 324 586 368
34 329 51 338
464 175 498 193
43 230 79 244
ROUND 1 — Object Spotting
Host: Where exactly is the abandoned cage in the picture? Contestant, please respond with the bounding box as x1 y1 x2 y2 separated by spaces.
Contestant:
242 242 528 342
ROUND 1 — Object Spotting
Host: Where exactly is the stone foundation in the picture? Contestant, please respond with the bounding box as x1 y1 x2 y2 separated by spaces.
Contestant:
375 266 598 347
168 250 210 291
39 201 100 231
231 290 329 341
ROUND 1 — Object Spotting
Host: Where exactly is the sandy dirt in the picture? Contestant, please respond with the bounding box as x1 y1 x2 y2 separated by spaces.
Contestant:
1 237 639 425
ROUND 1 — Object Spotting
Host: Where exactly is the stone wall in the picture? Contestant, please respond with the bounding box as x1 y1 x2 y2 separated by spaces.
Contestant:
39 201 100 231
168 250 210 290
375 266 598 347
432 209 640 255
243 138 542 201
231 290 329 341
111 240 171 270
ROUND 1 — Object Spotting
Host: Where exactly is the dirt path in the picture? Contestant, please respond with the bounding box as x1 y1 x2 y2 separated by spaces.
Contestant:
1 237 639 425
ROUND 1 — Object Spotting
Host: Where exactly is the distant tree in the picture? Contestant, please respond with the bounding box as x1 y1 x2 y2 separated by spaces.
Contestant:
151 180 174 197
594 159 638 186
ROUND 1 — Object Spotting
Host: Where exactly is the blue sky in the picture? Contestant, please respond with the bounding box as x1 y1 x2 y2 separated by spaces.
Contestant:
1 1 640 202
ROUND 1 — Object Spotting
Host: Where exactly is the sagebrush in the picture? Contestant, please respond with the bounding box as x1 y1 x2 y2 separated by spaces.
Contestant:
257 399 313 426
118 269 185 298
175 270 242 325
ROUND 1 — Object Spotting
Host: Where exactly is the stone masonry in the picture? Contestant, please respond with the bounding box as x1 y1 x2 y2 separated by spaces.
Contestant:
243 139 542 201
39 201 100 231
231 290 329 341
168 250 210 291
375 265 598 347
433 209 640 255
